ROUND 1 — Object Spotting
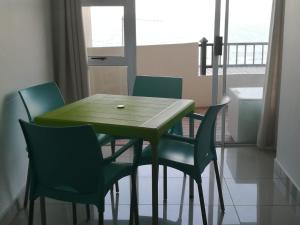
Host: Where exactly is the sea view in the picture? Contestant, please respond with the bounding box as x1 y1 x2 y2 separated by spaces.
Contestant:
90 0 273 47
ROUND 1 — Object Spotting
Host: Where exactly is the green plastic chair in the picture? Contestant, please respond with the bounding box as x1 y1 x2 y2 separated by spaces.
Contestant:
133 75 183 135
140 96 230 225
19 120 141 225
18 82 117 211
133 75 183 200
133 75 182 98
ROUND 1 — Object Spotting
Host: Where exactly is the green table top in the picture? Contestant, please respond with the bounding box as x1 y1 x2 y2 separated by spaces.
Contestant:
35 94 195 142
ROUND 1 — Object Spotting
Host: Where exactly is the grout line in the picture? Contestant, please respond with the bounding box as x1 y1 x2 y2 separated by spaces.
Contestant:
223 178 243 225
224 177 285 181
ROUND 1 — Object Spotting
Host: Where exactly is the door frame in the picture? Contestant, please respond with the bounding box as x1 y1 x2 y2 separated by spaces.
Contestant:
81 0 137 95
213 0 237 147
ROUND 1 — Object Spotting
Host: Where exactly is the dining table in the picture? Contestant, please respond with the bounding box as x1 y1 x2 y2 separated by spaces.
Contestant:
35 94 195 225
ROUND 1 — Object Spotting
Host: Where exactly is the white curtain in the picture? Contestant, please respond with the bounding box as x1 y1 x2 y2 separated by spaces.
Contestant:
257 0 285 150
51 0 89 103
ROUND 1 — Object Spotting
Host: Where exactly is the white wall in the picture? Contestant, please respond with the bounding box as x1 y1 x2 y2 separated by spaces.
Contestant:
0 0 53 220
88 43 201 102
276 0 300 190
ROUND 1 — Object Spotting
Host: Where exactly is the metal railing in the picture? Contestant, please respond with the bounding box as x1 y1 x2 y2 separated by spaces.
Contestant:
199 38 268 75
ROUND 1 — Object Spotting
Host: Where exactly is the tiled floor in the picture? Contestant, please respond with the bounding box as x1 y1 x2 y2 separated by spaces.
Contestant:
9 147 300 225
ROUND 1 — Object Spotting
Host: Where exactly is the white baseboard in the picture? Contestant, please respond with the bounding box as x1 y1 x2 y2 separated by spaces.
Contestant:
275 159 300 203
275 159 300 191
0 189 24 225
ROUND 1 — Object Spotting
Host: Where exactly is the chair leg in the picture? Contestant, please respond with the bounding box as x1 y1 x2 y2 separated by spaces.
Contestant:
72 203 77 225
130 172 139 225
133 175 139 225
111 139 119 193
86 204 90 221
110 190 118 224
129 199 133 225
130 176 134 225
24 165 31 209
213 159 225 212
163 166 167 200
28 199 35 225
189 176 194 199
197 179 207 225
40 197 47 225
98 211 103 225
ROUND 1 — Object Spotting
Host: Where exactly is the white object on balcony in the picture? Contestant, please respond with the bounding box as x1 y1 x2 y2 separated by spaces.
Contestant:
228 87 263 143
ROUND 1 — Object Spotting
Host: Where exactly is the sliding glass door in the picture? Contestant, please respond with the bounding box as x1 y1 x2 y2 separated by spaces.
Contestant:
216 0 273 145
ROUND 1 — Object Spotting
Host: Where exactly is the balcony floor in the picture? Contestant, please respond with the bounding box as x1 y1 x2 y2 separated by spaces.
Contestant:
204 66 266 75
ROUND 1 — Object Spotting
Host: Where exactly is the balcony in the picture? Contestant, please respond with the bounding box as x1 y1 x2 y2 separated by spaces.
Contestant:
87 42 266 144
88 41 267 102
199 40 268 75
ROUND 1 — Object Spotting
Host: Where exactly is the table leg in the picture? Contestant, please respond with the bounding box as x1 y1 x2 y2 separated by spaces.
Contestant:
150 140 159 225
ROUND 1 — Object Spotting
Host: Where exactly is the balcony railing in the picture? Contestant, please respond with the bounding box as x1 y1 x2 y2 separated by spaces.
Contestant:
199 38 268 75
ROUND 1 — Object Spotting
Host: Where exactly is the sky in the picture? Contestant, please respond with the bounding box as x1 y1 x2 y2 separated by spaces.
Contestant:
89 0 273 47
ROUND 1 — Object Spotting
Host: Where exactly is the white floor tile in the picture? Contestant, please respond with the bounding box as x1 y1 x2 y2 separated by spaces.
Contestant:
221 148 278 179
8 146 300 225
236 206 300 225
226 179 296 206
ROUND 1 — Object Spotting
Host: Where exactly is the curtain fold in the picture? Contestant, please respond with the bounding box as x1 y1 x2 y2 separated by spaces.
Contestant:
257 0 285 150
51 0 89 103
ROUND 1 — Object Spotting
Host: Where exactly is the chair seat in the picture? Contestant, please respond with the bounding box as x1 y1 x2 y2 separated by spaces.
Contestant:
104 162 133 192
140 138 195 172
96 133 111 145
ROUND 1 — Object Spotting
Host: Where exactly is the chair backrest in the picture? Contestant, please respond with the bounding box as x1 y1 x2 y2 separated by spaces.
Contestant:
133 75 182 99
194 96 230 172
133 75 183 134
18 82 65 122
19 120 104 202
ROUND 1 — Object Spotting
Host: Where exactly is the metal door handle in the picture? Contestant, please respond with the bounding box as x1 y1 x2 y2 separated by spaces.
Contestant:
91 57 107 61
